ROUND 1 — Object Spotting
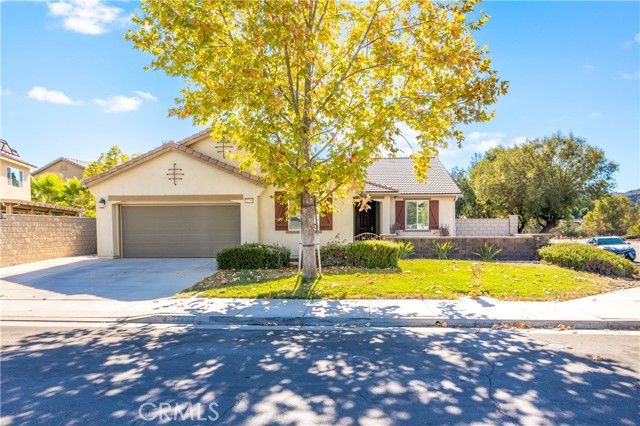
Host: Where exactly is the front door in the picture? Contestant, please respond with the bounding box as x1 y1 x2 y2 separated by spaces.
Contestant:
354 201 377 235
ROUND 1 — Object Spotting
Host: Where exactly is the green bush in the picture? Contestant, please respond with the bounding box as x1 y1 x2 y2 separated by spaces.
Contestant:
320 242 350 266
626 222 640 239
538 243 637 278
216 243 291 270
346 240 399 269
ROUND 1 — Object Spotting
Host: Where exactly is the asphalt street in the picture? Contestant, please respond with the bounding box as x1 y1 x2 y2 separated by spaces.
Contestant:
1 325 639 426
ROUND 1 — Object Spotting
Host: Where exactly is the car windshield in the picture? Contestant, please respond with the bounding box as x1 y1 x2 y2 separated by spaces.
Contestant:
596 237 625 245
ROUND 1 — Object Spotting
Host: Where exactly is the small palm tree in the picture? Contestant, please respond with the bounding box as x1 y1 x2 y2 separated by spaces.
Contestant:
31 174 64 204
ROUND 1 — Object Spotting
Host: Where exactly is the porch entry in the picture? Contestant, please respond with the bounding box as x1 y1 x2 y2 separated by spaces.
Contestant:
354 200 381 236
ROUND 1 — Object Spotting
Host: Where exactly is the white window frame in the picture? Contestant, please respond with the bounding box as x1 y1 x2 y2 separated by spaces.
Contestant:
405 200 429 230
6 167 23 188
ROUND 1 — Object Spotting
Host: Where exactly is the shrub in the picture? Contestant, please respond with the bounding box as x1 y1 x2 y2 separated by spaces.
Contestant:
473 243 502 262
320 242 350 266
538 243 637 278
216 243 290 270
397 241 415 259
433 241 457 260
346 240 399 269
626 222 640 239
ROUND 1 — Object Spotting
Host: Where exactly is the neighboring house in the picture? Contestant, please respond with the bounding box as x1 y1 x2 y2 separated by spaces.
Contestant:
1 139 35 204
84 130 461 259
0 139 84 216
32 157 89 181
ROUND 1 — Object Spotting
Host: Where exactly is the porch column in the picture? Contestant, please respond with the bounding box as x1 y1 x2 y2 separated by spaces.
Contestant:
380 196 392 234
240 198 259 244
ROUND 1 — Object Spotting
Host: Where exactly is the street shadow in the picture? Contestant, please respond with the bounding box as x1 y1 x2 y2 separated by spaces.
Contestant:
1 326 638 425
1 258 216 302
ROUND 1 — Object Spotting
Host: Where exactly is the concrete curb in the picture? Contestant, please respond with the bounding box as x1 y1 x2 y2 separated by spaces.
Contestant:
118 314 640 330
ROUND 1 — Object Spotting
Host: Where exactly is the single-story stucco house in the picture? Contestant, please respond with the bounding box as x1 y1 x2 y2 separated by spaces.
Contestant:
84 129 462 259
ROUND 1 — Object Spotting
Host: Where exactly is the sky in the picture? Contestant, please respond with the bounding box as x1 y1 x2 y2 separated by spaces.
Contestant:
1 1 639 192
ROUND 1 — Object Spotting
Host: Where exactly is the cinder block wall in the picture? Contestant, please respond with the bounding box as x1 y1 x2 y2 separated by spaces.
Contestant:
455 215 519 236
0 214 96 267
385 235 551 261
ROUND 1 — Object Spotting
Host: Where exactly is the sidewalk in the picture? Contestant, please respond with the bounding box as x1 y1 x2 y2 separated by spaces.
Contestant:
2 287 639 329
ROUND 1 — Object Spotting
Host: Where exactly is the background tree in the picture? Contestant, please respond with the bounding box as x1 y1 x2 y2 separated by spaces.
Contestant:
31 174 64 204
82 146 134 179
469 133 617 233
583 195 638 235
30 174 97 217
451 153 485 218
127 0 508 279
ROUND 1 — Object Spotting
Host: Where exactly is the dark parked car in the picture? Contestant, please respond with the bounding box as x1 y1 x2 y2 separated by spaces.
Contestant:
586 237 636 261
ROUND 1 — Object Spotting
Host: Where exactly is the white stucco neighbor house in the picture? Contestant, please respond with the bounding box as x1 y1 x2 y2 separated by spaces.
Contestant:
84 129 462 259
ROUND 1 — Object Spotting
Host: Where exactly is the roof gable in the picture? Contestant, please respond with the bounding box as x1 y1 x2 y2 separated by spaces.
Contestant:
83 142 262 187
33 157 89 175
366 158 461 195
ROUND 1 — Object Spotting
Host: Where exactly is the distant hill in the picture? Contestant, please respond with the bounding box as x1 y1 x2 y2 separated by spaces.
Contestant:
616 188 640 205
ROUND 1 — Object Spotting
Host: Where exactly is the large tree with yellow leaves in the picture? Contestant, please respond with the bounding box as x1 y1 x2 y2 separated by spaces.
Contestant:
126 0 507 279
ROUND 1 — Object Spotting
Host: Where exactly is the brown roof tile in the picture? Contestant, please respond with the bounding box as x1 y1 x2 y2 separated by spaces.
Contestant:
365 158 461 195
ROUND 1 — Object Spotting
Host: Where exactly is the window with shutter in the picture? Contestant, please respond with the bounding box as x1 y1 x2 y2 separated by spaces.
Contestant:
319 197 333 230
274 191 288 231
429 200 439 230
395 200 405 230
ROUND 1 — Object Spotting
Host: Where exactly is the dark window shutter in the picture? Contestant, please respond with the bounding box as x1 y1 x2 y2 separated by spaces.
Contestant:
429 200 439 230
395 200 405 230
319 197 333 231
274 191 288 231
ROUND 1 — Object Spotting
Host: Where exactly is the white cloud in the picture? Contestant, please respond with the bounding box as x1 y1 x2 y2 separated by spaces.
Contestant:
582 64 593 71
93 91 157 113
133 91 158 102
622 33 640 48
509 136 527 146
28 86 80 105
589 112 601 118
48 0 126 35
438 132 506 159
94 95 142 113
0 87 11 96
618 71 640 80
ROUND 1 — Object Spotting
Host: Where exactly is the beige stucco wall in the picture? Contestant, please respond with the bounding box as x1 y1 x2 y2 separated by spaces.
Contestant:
88 148 264 258
0 157 31 201
258 186 355 256
33 161 85 181
391 196 458 237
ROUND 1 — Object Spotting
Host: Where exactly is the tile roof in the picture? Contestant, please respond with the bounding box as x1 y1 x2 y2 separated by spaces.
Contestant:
363 180 399 193
365 157 461 195
33 157 89 175
83 142 262 187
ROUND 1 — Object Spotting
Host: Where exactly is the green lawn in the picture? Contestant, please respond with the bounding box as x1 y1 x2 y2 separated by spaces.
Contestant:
181 259 638 301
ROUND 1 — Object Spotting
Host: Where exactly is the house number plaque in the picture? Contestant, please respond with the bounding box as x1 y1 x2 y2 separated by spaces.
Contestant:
167 163 184 185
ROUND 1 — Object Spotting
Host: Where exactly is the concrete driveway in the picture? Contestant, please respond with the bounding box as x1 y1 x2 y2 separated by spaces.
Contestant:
0 257 216 302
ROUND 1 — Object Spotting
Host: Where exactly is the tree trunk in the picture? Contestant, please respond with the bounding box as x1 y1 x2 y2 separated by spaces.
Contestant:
539 219 558 233
300 190 318 280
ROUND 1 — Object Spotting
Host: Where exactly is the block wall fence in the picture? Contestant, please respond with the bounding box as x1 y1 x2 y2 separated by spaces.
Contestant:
455 215 519 237
383 234 551 261
0 214 96 267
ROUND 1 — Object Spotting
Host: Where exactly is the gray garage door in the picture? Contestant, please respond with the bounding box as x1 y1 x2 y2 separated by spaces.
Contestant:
121 205 240 258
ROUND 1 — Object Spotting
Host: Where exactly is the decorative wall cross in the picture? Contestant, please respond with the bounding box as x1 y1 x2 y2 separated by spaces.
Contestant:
166 163 184 185
216 140 231 158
